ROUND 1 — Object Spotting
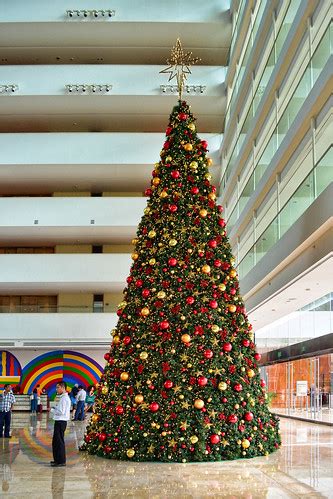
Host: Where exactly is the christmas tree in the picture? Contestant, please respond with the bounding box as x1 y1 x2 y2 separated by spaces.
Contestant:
81 41 281 462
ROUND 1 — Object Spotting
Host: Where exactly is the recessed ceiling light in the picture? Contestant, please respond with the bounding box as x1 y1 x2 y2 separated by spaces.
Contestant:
271 309 276 311
305 288 311 291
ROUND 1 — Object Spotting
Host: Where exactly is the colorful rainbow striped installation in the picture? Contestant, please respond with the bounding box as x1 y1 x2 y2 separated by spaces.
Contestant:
0 351 22 392
20 350 103 400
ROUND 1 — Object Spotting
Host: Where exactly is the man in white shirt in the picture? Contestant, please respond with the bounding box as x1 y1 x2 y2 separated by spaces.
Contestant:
74 385 87 421
50 381 71 467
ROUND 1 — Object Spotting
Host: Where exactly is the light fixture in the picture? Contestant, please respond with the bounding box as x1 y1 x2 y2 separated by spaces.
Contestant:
0 84 19 93
66 9 115 19
160 84 206 94
65 84 113 94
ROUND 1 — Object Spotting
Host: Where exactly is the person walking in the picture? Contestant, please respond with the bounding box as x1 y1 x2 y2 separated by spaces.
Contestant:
30 388 38 413
70 384 79 420
0 385 16 438
50 381 71 467
74 386 86 421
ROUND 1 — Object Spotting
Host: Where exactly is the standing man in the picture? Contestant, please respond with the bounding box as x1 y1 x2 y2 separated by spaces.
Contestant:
74 385 86 421
0 384 15 438
50 381 71 467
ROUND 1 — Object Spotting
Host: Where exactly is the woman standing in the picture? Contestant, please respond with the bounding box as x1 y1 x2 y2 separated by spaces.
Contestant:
30 388 38 413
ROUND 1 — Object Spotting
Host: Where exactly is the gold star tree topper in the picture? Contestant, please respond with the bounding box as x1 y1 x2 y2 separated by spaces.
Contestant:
160 38 200 100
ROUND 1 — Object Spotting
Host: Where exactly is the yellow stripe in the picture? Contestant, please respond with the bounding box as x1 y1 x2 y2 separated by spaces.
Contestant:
0 376 20 382
1 352 5 377
24 362 63 393
65 354 102 375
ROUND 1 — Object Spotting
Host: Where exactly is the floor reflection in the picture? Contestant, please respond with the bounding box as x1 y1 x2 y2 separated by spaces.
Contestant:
0 414 332 498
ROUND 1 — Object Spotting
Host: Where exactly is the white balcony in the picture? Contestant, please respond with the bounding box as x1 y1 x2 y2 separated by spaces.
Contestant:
0 0 231 65
0 254 130 293
0 65 226 133
0 197 146 244
0 132 222 194
0 313 117 348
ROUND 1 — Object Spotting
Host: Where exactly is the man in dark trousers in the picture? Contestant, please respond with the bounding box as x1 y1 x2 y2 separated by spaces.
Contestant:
0 384 16 438
50 381 71 467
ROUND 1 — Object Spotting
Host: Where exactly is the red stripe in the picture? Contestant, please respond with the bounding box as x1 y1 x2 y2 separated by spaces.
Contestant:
64 361 97 380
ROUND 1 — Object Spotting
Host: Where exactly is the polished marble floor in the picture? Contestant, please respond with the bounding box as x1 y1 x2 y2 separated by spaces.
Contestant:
0 413 332 498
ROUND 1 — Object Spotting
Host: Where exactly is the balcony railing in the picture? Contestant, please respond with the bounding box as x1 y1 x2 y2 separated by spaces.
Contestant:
0 305 116 313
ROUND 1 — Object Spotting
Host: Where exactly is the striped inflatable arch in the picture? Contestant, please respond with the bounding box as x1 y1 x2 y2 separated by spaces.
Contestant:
20 350 103 400
0 350 22 392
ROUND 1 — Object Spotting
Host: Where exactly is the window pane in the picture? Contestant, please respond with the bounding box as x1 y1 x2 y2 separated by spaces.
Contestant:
254 219 279 263
256 134 277 182
239 172 255 213
311 27 330 85
279 171 315 237
315 147 333 196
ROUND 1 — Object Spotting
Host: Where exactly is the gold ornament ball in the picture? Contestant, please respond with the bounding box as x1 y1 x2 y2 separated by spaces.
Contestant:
194 399 205 409
165 156 172 162
184 143 193 151
140 351 148 360
202 264 211 274
120 372 129 381
218 283 226 291
152 177 160 186
181 334 191 344
131 238 138 245
127 449 135 458
157 291 166 299
113 335 120 345
190 161 198 169
205 173 212 180
160 190 168 198
228 304 237 313
141 307 150 316
190 435 198 444
91 414 99 423
229 269 237 278
179 394 184 400
206 157 213 167
144 207 151 215
218 382 227 391
234 404 239 409
188 123 196 131
149 258 156 265
199 209 208 218
208 192 216 201
247 369 255 378
134 395 144 404
148 230 156 238
161 431 167 437
169 239 177 246
211 324 219 333
101 386 109 395
242 439 251 449
131 253 139 261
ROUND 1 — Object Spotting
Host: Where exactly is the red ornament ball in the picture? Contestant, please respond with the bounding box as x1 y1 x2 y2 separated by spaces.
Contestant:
223 342 232 352
169 204 178 213
149 402 159 412
244 412 254 422
135 279 143 287
234 383 243 392
123 336 131 345
98 433 107 442
191 186 199 194
142 289 150 298
160 320 170 330
186 296 195 305
115 406 124 415
164 380 173 389
260 379 266 388
242 339 250 347
228 414 238 424
197 376 208 386
208 239 217 248
209 300 218 309
171 170 180 179
178 112 188 121
254 353 262 361
210 434 220 444
168 257 177 267
204 349 213 359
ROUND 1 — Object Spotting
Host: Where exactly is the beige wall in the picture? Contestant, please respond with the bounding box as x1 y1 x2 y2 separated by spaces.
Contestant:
104 292 124 310
102 192 144 197
103 244 133 253
55 245 92 253
58 293 93 309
